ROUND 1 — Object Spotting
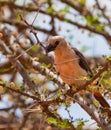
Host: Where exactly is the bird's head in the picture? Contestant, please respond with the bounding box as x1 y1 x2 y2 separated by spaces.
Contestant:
45 36 67 53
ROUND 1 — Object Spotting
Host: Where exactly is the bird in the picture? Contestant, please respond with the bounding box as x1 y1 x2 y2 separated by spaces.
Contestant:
45 36 110 108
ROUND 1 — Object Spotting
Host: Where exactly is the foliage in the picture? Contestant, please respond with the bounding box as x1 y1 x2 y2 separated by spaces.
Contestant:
47 117 70 128
0 0 111 130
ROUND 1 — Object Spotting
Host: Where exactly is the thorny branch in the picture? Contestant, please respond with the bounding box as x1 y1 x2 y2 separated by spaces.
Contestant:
1 1 111 45
1 0 111 129
61 0 94 17
95 0 111 25
0 33 111 129
72 61 111 94
0 39 76 130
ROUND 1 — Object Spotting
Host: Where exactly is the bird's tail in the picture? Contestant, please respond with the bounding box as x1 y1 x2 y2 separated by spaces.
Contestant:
94 90 110 108
89 81 110 108
94 90 111 118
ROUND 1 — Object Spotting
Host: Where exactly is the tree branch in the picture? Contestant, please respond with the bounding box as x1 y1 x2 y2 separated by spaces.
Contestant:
0 40 37 91
0 19 52 35
71 61 111 94
61 0 91 16
1 1 111 45
0 39 76 130
1 23 111 130
95 0 111 25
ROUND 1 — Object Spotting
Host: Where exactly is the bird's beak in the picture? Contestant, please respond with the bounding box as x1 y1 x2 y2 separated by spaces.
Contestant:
46 44 56 53
45 41 59 53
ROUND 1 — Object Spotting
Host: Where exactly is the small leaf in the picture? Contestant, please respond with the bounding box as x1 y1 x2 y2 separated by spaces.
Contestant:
79 0 85 5
47 6 55 13
47 117 57 125
96 24 104 31
0 80 4 85
76 119 87 130
26 3 34 8
86 16 97 25
39 54 47 60
47 117 70 128
30 45 39 52
57 91 62 97
106 56 111 61
93 99 99 107
59 6 69 13
16 15 21 22
64 18 70 22
41 63 51 69
57 120 70 128
47 75 53 80
0 67 13 73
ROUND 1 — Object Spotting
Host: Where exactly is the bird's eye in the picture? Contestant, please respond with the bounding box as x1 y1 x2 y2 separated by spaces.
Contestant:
55 41 59 46
46 40 60 53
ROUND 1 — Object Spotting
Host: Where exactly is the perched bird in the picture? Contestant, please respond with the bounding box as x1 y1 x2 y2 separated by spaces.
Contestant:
46 36 110 108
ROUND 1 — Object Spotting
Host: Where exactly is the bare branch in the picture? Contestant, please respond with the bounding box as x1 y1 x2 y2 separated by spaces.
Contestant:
61 0 91 16
71 61 111 94
0 39 36 90
0 19 52 35
95 0 111 25
1 34 111 129
1 1 111 44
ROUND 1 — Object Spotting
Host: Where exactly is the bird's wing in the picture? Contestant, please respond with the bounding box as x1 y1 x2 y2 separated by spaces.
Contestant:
73 48 110 108
72 47 93 76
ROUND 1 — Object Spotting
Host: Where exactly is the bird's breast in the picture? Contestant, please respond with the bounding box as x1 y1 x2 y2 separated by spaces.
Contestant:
54 60 87 86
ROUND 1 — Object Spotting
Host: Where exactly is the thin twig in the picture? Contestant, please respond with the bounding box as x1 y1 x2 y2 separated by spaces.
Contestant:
20 15 46 49
1 1 111 43
72 62 110 94
95 0 111 25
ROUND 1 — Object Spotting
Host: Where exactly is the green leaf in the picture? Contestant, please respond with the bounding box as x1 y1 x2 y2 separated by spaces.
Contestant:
96 24 104 31
79 0 85 5
93 99 99 107
86 16 97 25
0 80 3 85
15 10 24 22
71 0 76 2
0 0 9 1
47 6 55 13
26 3 34 8
47 117 57 125
64 101 71 107
57 120 70 128
0 66 14 73
7 0 17 2
39 54 47 60
64 18 70 22
106 56 111 61
76 119 86 130
96 128 102 130
16 15 21 22
57 91 62 97
59 6 69 13
46 75 54 80
102 55 111 61
41 63 51 69
30 45 39 52
47 117 70 128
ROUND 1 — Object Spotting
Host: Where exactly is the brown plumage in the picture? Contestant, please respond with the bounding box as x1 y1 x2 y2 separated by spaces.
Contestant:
46 36 110 108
